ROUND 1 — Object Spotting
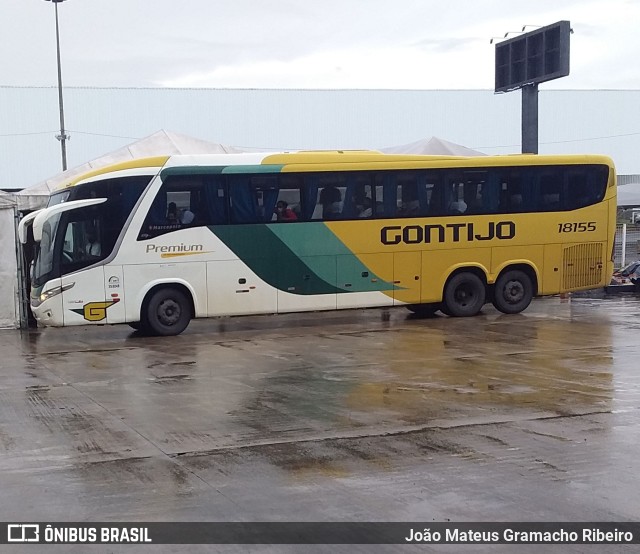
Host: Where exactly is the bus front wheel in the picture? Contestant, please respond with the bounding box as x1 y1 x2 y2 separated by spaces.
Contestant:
492 270 533 314
443 272 486 317
143 287 191 336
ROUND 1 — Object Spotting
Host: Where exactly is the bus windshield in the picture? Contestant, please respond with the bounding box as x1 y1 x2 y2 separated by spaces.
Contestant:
32 212 63 287
32 175 152 287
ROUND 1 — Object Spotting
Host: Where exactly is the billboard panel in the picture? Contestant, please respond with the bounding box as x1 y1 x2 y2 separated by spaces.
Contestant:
495 21 570 93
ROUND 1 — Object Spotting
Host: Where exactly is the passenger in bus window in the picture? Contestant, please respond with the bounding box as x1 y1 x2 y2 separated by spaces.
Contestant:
352 185 372 218
463 183 481 213
320 186 342 219
167 202 178 223
85 232 101 257
510 194 523 212
275 200 298 221
399 183 420 216
357 197 373 217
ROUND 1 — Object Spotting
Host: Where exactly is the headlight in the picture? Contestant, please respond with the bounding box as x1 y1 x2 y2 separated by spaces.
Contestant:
32 282 75 307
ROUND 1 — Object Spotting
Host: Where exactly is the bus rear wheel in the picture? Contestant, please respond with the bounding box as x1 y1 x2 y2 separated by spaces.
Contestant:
443 272 486 317
492 270 533 314
143 287 191 336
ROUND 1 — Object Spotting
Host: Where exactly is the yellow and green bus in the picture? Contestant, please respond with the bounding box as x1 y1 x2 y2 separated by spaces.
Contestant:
20 150 616 336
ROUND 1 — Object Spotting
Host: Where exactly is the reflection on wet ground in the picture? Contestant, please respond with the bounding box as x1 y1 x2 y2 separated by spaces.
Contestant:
1 295 640 551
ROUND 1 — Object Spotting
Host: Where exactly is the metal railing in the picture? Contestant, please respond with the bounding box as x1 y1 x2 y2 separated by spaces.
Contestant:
614 223 640 268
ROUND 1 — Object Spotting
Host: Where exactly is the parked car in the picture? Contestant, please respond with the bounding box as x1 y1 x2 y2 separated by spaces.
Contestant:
611 261 640 288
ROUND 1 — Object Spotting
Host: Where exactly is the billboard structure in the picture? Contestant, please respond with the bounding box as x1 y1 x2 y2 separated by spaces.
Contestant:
495 21 571 93
494 21 571 153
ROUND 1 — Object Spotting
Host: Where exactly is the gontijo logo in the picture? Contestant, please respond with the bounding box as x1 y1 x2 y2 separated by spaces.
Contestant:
381 221 516 245
70 300 120 322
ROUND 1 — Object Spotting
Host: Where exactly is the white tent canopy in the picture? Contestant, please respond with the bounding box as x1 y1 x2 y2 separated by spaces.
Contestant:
15 130 243 211
15 132 486 211
0 192 18 328
380 136 486 156
0 190 16 209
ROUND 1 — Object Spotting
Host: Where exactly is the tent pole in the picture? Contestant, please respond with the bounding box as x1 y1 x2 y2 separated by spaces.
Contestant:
14 209 29 329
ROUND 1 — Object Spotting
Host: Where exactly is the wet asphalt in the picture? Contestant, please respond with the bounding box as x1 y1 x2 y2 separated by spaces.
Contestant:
1 294 640 553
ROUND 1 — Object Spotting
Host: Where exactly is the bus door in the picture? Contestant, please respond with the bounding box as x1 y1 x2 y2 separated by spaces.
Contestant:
57 211 109 326
61 266 107 326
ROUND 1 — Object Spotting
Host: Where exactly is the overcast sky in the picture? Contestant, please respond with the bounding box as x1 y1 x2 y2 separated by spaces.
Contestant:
2 0 639 90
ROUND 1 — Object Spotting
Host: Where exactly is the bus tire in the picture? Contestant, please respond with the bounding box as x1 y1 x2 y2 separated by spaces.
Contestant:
443 272 486 317
128 322 143 330
406 303 439 317
143 287 191 336
492 269 533 314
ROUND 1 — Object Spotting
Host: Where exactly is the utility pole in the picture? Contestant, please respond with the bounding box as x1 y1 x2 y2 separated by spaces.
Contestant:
46 0 70 171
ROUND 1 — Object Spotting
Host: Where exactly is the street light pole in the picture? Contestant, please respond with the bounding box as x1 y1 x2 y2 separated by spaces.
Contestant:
47 0 69 171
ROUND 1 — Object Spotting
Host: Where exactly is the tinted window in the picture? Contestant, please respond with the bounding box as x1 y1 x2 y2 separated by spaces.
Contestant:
135 164 608 233
57 176 149 273
58 206 106 276
139 174 224 239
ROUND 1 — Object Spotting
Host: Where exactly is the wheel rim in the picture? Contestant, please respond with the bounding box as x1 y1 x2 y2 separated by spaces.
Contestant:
454 283 478 307
157 298 181 326
502 279 525 305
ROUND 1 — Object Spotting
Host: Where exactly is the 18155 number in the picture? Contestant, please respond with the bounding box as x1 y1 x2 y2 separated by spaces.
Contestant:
558 222 596 233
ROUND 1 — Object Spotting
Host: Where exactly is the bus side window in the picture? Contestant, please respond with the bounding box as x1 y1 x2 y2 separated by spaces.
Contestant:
139 174 210 239
463 182 481 214
426 180 445 216
203 175 228 224
372 173 397 218
539 173 561 211
345 176 372 218
272 182 302 222
398 178 420 216
478 171 500 213
445 179 467 215
228 176 266 223
498 171 528 213
315 174 346 220
566 170 602 210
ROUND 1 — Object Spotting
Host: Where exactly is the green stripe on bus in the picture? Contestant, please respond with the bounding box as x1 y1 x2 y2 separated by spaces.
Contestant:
209 224 395 295
160 165 285 178
210 224 341 295
221 165 284 174
160 166 228 178
268 223 396 292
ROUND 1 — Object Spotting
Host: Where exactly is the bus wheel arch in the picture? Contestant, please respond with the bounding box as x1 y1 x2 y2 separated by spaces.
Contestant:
141 283 195 336
491 264 537 314
442 267 487 317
